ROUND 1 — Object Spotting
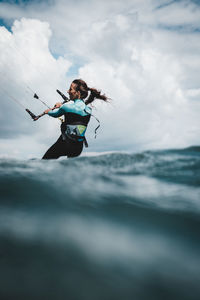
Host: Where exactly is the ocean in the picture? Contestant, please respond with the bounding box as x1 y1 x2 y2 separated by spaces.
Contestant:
0 146 200 300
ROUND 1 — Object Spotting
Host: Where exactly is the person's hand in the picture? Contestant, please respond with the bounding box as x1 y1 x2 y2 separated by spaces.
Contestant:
44 108 52 114
54 102 62 108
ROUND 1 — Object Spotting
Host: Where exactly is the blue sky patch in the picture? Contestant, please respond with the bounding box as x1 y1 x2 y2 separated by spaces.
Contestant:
0 18 12 31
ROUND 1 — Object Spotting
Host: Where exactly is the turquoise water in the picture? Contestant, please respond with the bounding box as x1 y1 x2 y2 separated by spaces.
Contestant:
0 146 200 300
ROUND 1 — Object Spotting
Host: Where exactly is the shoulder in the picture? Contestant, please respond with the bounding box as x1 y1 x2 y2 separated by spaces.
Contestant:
62 100 92 115
61 101 76 112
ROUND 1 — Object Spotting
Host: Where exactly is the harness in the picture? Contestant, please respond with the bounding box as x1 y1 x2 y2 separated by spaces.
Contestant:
61 121 89 147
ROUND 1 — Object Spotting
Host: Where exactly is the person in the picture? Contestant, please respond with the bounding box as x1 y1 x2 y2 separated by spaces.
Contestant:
42 79 108 159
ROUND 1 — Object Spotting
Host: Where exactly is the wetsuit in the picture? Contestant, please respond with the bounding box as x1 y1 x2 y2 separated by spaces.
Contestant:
42 99 91 159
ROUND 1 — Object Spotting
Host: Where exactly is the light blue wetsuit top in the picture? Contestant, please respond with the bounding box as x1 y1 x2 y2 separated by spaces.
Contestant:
48 99 92 118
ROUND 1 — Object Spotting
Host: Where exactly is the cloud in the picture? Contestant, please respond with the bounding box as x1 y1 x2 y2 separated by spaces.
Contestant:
0 17 71 157
153 1 200 29
0 0 200 158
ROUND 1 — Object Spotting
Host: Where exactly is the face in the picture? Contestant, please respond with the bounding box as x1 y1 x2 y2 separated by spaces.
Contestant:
68 83 80 100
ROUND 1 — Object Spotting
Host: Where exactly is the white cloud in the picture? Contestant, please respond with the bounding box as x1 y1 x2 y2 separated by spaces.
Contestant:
154 1 200 27
0 17 71 158
0 0 200 158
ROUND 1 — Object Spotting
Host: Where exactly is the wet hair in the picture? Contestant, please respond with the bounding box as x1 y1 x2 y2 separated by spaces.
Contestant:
72 79 109 105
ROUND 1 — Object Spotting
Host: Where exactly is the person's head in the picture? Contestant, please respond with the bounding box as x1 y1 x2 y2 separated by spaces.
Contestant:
68 79 109 104
67 82 81 100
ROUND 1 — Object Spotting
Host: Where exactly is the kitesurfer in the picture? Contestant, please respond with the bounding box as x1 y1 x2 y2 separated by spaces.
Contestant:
42 79 108 159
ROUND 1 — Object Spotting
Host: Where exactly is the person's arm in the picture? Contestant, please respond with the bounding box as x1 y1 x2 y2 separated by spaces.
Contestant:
44 101 79 117
48 106 65 117
43 103 64 118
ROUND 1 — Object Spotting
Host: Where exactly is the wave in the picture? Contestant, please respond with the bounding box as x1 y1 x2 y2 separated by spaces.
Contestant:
0 147 200 300
0 146 200 211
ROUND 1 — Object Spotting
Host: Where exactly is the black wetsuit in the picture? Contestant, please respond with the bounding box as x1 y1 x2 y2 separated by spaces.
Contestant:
42 135 83 159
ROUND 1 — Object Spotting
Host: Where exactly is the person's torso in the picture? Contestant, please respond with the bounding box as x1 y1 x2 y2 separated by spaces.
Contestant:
62 99 91 142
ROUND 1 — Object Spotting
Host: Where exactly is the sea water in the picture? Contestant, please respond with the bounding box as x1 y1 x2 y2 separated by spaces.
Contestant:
0 146 200 300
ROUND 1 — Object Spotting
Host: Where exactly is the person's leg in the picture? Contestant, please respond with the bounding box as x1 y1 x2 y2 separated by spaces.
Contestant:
66 139 83 157
42 136 67 159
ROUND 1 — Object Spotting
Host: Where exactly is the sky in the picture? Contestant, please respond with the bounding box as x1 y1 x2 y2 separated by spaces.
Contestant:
0 0 200 158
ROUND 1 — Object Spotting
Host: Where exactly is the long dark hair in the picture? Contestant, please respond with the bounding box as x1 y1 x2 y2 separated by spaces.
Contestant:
72 79 109 105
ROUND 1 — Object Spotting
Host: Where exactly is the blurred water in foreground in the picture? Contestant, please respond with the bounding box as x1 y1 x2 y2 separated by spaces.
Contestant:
0 146 200 300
